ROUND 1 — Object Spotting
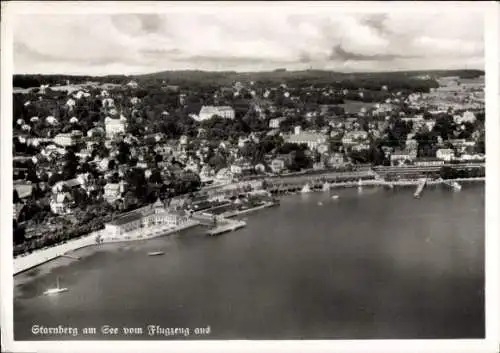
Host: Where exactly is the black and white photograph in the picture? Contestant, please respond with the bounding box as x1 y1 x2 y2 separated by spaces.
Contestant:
1 1 498 352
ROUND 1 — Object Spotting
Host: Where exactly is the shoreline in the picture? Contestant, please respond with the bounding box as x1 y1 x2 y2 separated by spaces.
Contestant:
13 177 484 276
292 177 485 190
13 220 200 276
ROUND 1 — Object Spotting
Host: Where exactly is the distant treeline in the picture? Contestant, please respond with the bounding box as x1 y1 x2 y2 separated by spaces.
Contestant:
13 69 484 91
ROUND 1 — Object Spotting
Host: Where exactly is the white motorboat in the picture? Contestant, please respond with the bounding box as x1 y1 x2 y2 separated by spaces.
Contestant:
301 184 311 193
452 181 462 191
147 251 165 256
331 195 339 200
43 277 68 295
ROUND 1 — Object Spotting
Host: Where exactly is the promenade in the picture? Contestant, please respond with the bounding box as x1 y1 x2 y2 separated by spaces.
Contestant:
13 220 200 275
13 231 99 275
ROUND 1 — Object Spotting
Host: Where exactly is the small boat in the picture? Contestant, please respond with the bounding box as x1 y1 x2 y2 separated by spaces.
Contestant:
317 202 323 206
43 277 68 295
452 181 462 191
147 251 165 256
332 195 339 200
322 183 331 192
301 184 311 193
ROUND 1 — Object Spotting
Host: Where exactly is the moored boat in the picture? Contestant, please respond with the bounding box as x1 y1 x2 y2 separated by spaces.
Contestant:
147 251 165 256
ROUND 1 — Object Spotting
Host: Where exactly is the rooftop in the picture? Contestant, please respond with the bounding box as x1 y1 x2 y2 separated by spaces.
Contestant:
109 210 142 226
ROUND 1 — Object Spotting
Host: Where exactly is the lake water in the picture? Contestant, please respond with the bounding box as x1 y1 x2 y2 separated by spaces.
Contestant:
14 183 485 340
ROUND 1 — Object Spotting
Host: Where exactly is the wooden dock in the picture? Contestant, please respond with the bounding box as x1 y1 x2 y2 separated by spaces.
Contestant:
413 178 427 198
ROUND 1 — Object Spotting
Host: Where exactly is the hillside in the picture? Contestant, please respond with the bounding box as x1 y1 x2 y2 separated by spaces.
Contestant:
13 69 484 90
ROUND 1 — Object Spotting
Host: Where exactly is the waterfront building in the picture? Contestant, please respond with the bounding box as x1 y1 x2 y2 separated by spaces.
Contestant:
390 149 414 166
414 157 445 167
196 106 235 121
102 198 190 240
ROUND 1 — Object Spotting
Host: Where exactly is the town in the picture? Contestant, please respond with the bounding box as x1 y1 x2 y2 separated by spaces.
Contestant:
12 70 485 258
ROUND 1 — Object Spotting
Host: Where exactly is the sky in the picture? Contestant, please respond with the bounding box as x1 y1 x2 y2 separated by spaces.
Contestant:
12 8 485 75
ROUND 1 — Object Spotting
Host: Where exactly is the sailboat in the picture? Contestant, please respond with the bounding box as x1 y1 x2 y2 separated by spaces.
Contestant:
43 277 68 295
322 182 331 192
301 183 311 193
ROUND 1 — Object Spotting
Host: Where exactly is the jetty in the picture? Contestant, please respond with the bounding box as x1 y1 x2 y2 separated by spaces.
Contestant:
413 178 427 198
207 219 246 236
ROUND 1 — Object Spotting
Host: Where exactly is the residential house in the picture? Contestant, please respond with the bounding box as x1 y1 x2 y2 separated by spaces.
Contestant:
215 168 234 183
454 111 476 124
342 130 369 147
51 178 82 194
390 149 414 166
326 153 345 168
436 148 455 162
351 143 370 152
14 183 33 200
104 181 127 204
105 116 128 139
50 192 75 215
53 131 82 147
230 164 243 175
270 158 286 173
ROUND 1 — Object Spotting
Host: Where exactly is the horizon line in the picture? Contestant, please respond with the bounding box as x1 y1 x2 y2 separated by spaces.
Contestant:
12 67 485 78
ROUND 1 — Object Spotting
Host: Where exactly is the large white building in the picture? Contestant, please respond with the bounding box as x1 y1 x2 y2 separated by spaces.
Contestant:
105 116 127 138
196 106 235 121
101 199 190 240
53 130 83 147
285 126 327 151
269 117 287 129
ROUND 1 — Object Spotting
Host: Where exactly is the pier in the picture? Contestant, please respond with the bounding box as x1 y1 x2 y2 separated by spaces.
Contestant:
207 219 246 236
192 212 248 236
413 178 427 198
